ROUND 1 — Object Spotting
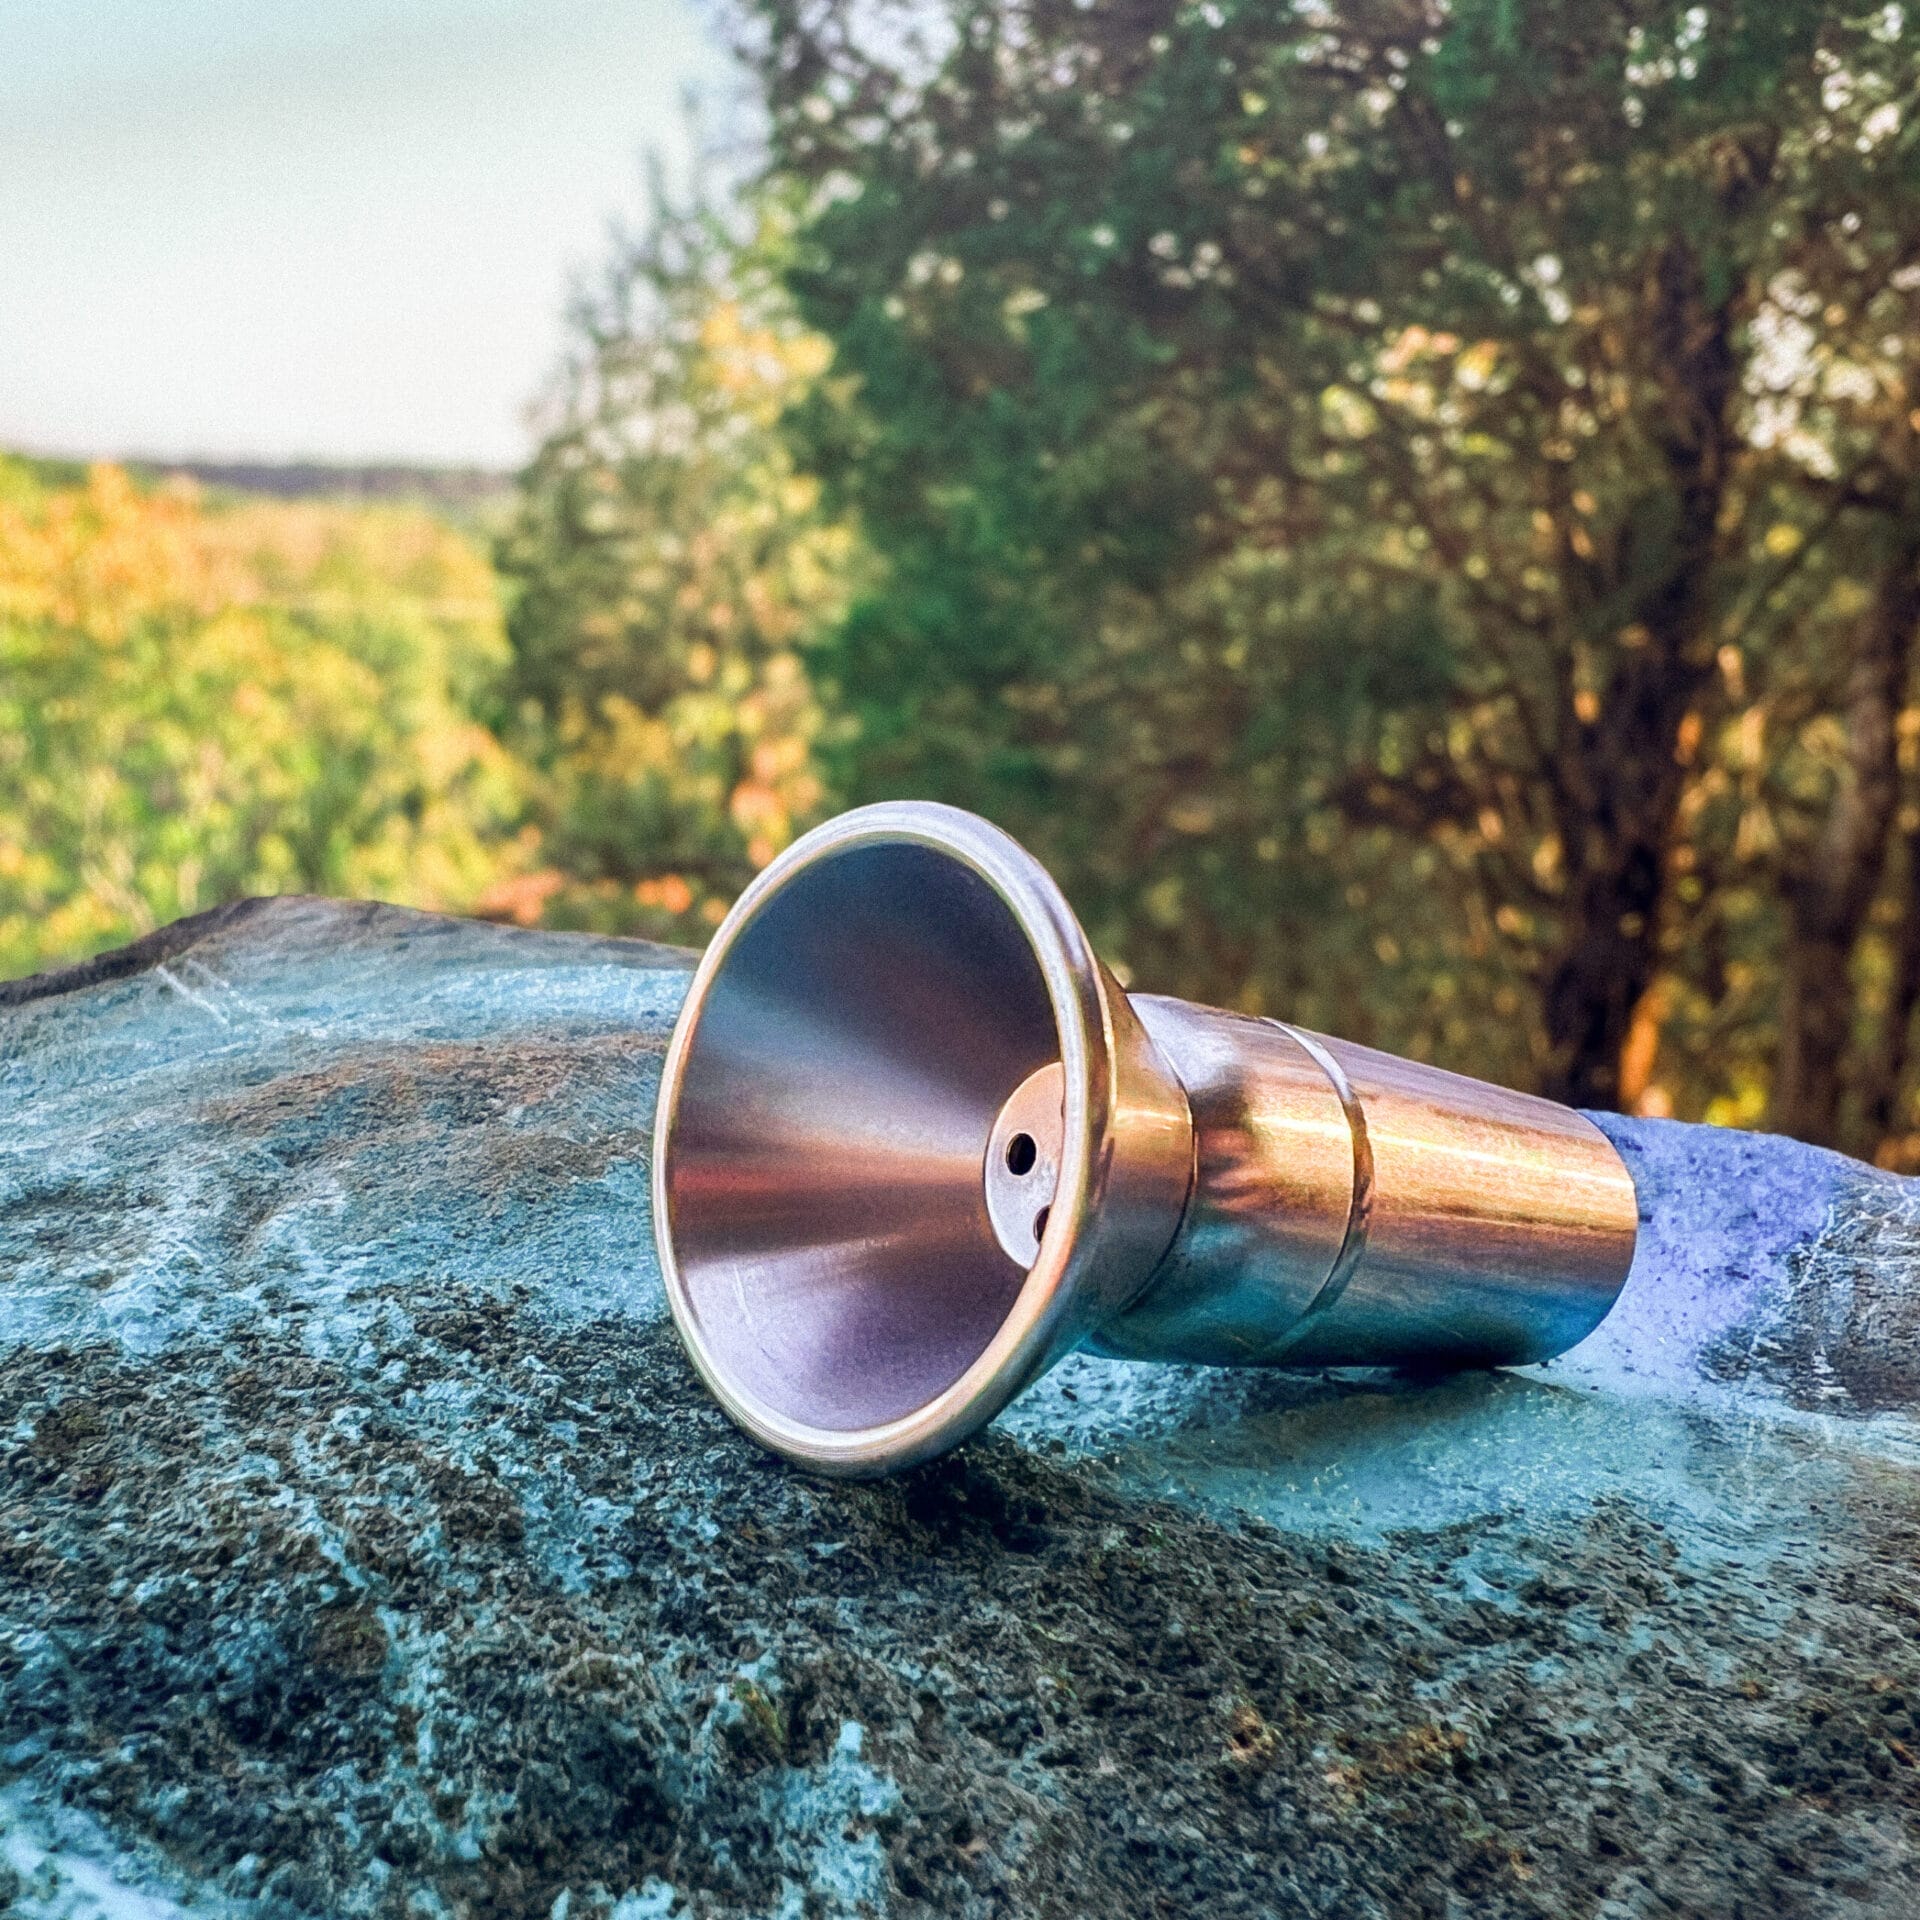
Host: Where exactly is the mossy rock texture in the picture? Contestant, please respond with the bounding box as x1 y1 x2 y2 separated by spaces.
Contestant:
1 898 1917 1920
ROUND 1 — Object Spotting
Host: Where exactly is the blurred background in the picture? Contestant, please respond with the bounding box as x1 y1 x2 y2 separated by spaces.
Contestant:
6 0 1920 1160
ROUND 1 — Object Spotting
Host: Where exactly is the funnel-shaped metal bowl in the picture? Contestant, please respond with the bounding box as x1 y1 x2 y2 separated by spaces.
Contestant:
652 803 1192 1474
653 802 1638 1476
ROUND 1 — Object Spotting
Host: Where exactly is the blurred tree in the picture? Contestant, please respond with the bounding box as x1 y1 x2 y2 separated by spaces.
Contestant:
745 0 1920 1118
496 180 862 945
0 458 524 979
1768 511 1920 1148
1669 254 1920 1151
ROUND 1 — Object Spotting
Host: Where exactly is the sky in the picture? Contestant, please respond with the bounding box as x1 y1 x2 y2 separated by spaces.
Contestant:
0 0 733 468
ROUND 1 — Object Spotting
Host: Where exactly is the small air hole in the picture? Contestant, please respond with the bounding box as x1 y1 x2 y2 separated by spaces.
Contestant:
1005 1132 1037 1176
1032 1205 1051 1244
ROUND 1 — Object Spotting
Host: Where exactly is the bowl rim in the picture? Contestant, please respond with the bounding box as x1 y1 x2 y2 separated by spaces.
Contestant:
651 800 1115 1475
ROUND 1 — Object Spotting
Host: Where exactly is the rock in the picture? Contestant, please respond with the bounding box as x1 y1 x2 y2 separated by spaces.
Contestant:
1 896 1916 1920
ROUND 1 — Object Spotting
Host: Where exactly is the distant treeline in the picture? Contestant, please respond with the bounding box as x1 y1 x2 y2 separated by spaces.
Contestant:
12 449 512 513
135 460 514 514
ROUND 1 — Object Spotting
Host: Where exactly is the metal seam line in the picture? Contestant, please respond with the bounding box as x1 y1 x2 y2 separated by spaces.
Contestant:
1268 1020 1375 1331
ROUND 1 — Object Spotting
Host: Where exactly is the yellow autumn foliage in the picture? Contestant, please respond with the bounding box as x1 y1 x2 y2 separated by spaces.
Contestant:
0 457 527 979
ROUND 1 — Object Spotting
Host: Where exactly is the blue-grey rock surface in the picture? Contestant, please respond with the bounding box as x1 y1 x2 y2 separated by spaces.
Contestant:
1 897 1917 1920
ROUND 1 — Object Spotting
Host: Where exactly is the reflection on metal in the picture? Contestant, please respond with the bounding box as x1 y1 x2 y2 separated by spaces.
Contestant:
653 802 1640 1476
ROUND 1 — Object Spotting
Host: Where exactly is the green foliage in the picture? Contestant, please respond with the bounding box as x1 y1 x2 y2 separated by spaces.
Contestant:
743 0 1920 1135
495 187 860 943
0 458 523 979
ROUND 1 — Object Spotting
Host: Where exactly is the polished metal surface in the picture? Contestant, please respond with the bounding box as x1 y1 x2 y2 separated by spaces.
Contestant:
1087 1000 1357 1365
1277 1032 1636 1368
1096 1001 1635 1370
654 801 1641 1475
652 803 1193 1476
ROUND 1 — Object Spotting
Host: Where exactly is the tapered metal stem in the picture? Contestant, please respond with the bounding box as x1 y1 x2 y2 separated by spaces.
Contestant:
1097 999 1636 1371
653 802 1639 1475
